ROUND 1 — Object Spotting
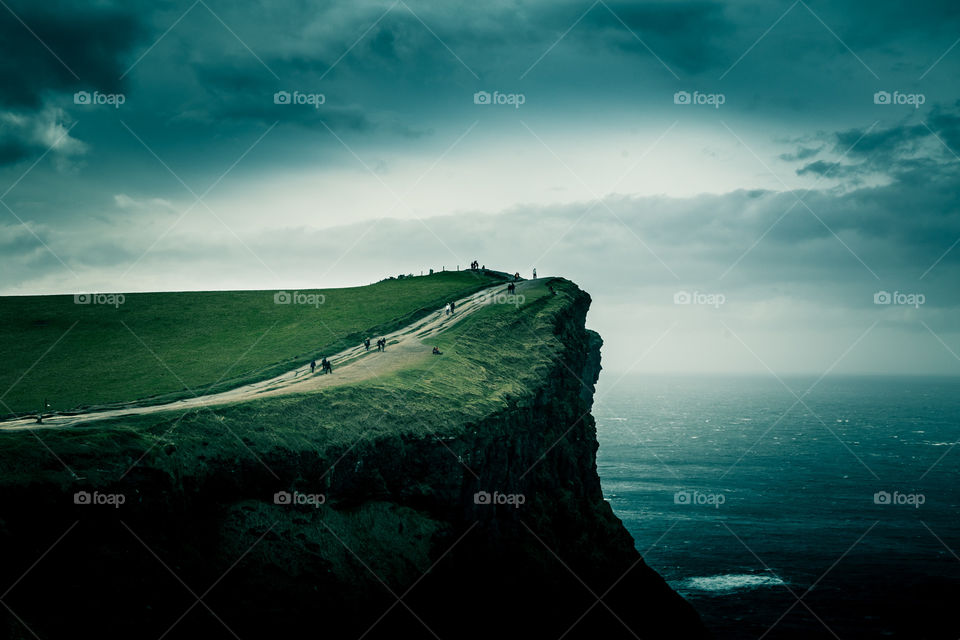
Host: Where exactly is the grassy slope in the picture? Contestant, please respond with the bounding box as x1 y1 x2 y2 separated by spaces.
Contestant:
0 279 576 487
0 271 500 416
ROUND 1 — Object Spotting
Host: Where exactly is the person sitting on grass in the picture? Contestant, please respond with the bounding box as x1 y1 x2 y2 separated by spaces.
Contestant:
432 346 442 355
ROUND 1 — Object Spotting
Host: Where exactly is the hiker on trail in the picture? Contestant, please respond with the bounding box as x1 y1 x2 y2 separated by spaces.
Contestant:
310 359 317 374
364 338 371 351
507 282 515 294
321 358 332 374
532 268 537 279
449 300 455 314
380 338 386 351
432 346 442 355
444 303 451 316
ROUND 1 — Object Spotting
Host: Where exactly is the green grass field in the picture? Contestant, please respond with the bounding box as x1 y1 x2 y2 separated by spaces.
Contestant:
0 271 502 416
0 278 578 487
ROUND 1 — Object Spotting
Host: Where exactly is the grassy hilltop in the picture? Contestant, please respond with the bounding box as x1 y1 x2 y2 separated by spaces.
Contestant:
0 271 501 416
0 276 569 486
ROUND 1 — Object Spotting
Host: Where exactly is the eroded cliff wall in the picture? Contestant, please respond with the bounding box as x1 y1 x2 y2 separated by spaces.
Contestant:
0 282 705 639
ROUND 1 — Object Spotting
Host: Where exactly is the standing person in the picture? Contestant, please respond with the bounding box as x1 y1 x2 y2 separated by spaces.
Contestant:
532 267 537 279
514 272 520 281
444 303 450 316
450 300 455 314
364 338 371 351
380 338 386 351
310 359 316 374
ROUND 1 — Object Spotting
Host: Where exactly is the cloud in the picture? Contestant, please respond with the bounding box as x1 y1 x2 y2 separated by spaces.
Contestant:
574 1 734 74
0 1 144 109
779 146 822 162
0 107 87 168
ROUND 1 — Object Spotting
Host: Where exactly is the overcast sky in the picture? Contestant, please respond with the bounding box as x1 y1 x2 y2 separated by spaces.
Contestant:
2 0 959 375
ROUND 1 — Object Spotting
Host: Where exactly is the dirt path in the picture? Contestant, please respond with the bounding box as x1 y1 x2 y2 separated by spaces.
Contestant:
0 282 523 431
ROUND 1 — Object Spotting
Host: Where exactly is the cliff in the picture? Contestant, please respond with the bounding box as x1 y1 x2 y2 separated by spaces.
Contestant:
0 279 706 639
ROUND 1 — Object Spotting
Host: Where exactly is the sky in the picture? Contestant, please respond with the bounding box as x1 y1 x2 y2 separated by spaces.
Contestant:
2 0 959 375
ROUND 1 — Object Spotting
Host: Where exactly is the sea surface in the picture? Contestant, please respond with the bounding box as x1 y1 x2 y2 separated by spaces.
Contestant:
594 374 960 639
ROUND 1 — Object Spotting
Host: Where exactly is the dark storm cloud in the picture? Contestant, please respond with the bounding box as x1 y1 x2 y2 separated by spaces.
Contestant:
0 0 144 109
573 1 733 74
785 109 960 186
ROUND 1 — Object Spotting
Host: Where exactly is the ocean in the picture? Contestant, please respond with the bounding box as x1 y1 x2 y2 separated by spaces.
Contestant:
594 374 960 639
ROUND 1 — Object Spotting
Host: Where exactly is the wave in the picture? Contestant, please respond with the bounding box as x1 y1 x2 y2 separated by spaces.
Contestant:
673 573 785 595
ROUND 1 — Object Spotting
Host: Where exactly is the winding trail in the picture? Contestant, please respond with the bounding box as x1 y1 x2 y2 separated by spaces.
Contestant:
0 282 525 432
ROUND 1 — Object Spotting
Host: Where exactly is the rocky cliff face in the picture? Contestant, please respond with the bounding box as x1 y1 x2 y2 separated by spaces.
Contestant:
0 284 706 639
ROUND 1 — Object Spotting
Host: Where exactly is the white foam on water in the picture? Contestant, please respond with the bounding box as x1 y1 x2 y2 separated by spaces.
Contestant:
674 573 785 595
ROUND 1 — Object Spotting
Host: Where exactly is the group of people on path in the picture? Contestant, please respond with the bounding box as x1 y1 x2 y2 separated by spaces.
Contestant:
375 337 387 351
306 268 544 377
362 337 388 351
309 357 333 375
308 336 388 376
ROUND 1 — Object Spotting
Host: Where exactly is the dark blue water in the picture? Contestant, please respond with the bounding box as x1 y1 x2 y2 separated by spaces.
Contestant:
594 375 960 639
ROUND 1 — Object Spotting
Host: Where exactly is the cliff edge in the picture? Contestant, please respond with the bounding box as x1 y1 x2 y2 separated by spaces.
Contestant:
0 278 706 639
